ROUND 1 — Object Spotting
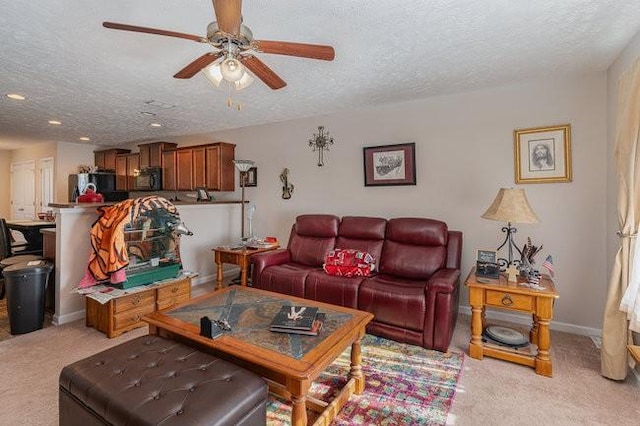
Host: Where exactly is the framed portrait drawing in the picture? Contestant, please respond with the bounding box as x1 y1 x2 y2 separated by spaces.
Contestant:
241 167 257 187
514 124 572 184
363 142 416 186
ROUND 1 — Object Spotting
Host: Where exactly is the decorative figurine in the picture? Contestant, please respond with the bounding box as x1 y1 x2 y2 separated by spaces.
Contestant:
280 168 294 199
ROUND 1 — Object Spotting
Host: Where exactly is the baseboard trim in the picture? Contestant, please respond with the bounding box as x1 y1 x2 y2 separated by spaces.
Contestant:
458 305 602 338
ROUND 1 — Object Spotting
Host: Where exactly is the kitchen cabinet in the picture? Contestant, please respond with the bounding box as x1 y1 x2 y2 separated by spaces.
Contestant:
115 153 140 191
161 150 177 191
162 142 235 191
138 142 177 168
94 148 131 171
206 142 235 191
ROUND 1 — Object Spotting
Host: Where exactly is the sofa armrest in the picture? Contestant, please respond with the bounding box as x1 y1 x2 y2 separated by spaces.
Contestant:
426 268 461 294
250 249 292 279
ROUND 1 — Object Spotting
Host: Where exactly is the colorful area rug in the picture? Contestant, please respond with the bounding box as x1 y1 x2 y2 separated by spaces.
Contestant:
266 334 464 425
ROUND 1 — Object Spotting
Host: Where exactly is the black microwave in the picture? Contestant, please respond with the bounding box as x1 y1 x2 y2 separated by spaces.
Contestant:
134 167 162 191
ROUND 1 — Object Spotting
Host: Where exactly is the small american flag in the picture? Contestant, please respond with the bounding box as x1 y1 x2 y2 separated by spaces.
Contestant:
542 255 555 277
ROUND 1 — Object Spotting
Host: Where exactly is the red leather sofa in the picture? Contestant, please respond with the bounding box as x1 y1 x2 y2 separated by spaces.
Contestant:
250 214 463 352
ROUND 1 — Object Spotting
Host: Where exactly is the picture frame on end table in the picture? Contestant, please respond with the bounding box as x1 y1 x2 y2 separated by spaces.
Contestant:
363 142 416 186
514 124 572 184
475 249 500 279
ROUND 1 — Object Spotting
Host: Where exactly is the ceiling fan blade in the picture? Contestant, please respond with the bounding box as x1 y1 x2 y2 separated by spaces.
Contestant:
239 56 286 90
255 40 335 61
212 0 242 35
103 22 207 43
174 52 224 79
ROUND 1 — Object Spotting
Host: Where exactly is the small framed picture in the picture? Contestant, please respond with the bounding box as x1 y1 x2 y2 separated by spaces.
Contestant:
241 167 257 187
195 187 210 201
476 249 500 279
514 124 572 184
363 142 416 186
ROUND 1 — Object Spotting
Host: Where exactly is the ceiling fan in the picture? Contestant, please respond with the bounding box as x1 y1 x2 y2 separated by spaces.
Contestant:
102 0 335 91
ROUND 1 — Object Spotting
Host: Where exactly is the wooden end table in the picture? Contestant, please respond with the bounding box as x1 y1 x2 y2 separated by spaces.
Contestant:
465 267 559 377
212 245 279 289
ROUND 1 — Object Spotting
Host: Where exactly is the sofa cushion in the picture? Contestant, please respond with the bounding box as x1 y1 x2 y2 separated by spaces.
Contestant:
257 263 312 297
358 275 427 332
379 218 448 279
289 215 339 266
305 271 363 308
323 249 375 277
335 216 386 261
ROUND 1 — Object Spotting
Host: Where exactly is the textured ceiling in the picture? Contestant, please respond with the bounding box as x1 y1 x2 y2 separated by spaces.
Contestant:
1 0 640 150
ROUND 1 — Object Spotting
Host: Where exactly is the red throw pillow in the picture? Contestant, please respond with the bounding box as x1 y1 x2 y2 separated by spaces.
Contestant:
323 249 375 277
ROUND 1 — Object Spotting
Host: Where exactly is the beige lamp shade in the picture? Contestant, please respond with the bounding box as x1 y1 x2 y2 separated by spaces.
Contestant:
481 188 539 224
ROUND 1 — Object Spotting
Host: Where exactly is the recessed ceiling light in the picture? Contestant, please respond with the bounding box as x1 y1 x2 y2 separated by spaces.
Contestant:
48 120 62 125
150 123 162 127
6 93 26 100
79 137 91 141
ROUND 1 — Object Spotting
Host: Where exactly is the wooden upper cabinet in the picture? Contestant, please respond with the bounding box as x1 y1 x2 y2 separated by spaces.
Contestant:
138 142 177 168
206 142 235 191
115 153 140 191
160 142 236 192
176 149 194 191
192 147 207 189
161 150 177 191
94 148 131 171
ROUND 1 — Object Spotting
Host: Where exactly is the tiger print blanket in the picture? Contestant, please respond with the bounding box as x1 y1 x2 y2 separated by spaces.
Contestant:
78 196 179 288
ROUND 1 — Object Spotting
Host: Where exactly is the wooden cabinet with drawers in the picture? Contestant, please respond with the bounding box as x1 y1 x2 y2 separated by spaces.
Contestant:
85 277 191 338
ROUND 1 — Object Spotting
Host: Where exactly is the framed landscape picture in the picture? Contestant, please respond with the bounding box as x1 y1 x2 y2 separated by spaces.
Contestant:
363 142 416 186
514 124 572 184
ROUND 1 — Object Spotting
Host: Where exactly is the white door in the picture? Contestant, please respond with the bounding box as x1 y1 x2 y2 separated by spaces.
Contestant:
10 160 36 220
39 157 55 213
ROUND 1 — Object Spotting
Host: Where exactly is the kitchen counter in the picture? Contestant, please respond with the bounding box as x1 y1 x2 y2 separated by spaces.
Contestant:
49 200 244 209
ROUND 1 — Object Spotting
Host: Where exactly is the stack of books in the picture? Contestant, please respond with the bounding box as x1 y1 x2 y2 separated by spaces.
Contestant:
269 305 325 336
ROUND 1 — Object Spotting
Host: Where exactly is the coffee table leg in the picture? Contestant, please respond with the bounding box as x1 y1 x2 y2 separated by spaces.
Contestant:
349 337 365 394
215 258 224 290
290 393 307 426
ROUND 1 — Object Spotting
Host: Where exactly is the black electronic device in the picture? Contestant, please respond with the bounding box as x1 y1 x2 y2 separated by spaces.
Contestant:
199 316 223 340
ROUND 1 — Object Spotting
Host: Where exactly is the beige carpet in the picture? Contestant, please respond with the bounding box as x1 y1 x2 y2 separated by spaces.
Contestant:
0 313 638 425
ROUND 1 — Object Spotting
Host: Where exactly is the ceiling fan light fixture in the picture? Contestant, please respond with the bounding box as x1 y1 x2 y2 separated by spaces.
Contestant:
234 71 254 90
220 57 244 82
202 63 224 87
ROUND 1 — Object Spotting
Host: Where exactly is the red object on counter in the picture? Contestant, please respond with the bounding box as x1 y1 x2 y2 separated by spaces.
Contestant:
77 183 104 203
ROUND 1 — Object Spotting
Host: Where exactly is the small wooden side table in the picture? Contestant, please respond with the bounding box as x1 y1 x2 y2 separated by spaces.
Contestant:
465 267 559 377
212 246 279 290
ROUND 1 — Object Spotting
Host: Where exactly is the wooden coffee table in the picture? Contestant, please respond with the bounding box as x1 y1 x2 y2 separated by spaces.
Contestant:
144 286 373 426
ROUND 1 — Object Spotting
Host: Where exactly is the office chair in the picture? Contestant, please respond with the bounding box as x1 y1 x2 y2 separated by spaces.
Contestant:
0 218 43 299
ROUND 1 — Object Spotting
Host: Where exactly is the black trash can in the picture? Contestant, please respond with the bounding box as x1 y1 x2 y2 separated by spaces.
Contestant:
3 261 53 335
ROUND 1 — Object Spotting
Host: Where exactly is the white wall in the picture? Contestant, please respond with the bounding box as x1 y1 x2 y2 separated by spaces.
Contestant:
0 151 11 218
55 141 99 203
164 74 608 333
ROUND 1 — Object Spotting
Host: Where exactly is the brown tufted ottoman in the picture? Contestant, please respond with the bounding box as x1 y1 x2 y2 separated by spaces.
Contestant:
59 335 268 426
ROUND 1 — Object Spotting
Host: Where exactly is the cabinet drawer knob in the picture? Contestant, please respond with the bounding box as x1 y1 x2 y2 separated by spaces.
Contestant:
171 286 179 293
133 313 142 322
501 294 513 306
131 296 142 305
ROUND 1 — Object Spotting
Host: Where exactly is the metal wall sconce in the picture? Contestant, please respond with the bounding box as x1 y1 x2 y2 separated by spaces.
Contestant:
308 126 334 166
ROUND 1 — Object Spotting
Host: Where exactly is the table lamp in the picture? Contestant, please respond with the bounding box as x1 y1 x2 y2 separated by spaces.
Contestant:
481 188 539 270
233 159 255 243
